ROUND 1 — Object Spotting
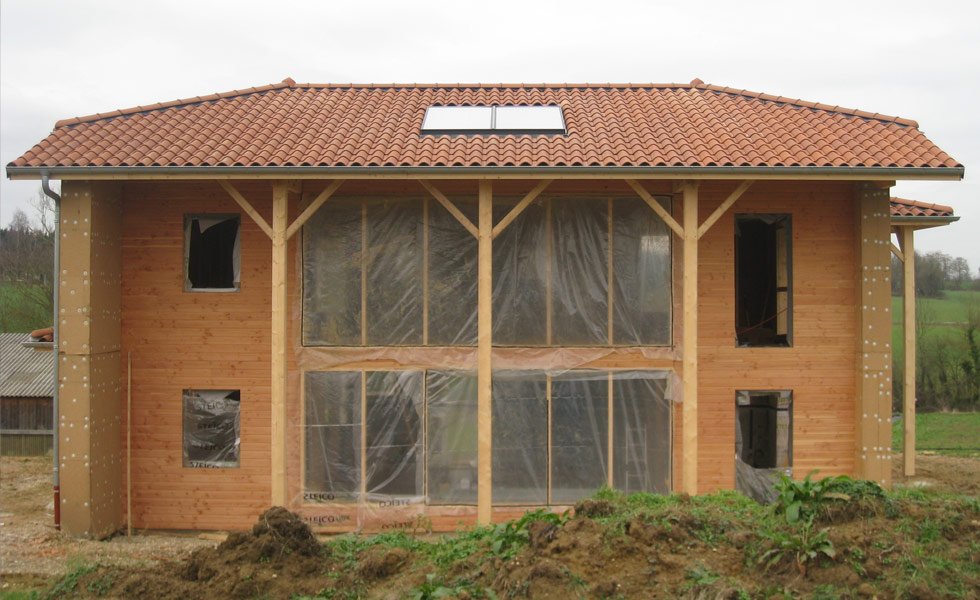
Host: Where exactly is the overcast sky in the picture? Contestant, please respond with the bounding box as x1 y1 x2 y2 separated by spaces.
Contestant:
1 0 976 268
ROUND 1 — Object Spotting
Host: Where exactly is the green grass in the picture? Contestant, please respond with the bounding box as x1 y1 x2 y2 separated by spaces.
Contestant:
892 290 980 325
892 412 980 457
0 282 51 333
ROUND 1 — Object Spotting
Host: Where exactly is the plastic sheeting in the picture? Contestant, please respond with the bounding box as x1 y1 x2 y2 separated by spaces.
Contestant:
734 390 792 504
182 389 240 468
300 369 671 513
302 195 672 347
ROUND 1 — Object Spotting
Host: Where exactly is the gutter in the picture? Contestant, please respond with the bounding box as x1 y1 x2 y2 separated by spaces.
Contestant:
890 216 960 225
40 172 61 530
5 165 966 181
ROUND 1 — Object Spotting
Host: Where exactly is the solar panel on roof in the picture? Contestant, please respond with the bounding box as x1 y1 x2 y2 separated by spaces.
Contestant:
421 105 565 134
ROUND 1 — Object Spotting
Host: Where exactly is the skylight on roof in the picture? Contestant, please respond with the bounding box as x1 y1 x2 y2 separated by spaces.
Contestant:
421 105 565 134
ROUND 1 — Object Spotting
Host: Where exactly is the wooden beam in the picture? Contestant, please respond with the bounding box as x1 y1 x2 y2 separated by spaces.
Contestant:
218 181 272 238
270 182 289 506
890 242 905 263
285 179 345 240
477 180 493 525
681 181 699 495
418 180 479 238
902 226 916 477
491 179 552 239
696 180 753 239
625 179 685 239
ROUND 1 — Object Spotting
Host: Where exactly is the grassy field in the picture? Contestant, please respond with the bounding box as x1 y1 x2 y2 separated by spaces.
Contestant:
0 282 51 333
892 412 980 457
890 289 979 358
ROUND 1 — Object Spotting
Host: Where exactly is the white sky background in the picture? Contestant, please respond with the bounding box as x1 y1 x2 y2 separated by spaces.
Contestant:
1 0 977 268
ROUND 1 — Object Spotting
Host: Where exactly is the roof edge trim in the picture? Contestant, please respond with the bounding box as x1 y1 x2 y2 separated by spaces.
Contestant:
6 165 966 181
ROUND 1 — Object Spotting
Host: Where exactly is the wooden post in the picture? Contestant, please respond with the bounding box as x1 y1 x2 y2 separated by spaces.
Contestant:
477 181 493 525
681 182 699 495
901 227 916 476
271 182 289 506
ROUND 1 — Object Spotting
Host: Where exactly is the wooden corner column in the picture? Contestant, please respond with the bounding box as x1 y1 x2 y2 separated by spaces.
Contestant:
477 180 493 524
271 182 290 506
854 183 893 486
899 226 916 476
58 181 124 538
680 181 700 495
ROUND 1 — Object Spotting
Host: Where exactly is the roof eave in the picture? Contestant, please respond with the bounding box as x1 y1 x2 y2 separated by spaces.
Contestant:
5 165 966 181
890 215 960 229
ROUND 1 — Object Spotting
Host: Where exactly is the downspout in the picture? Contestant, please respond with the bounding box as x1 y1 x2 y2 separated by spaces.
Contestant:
41 173 61 530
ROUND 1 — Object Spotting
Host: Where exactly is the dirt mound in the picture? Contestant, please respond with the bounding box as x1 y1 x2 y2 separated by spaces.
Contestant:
573 498 616 518
357 546 409 580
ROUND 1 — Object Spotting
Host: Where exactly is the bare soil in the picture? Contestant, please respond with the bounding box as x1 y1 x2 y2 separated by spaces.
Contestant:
3 453 978 599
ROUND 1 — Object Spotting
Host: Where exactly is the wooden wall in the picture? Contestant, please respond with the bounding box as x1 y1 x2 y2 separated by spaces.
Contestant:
692 180 857 492
120 178 859 530
121 181 273 530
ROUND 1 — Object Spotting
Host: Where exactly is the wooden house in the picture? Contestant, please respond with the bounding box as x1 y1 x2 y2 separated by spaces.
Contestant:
6 79 963 537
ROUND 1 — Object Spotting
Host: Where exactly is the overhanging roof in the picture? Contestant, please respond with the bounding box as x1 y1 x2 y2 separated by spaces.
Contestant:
6 79 964 181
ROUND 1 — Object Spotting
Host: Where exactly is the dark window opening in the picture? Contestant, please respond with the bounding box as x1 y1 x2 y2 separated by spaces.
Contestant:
735 214 791 346
185 215 240 290
735 390 792 503
182 389 240 468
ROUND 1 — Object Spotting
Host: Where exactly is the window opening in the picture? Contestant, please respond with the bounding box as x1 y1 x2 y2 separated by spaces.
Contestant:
182 389 240 468
185 214 240 291
735 390 792 503
735 214 791 346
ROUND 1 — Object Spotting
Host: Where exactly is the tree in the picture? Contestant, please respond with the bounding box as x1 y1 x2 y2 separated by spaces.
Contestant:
0 189 55 332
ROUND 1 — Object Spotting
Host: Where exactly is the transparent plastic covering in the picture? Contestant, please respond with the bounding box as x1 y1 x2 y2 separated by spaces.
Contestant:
297 369 670 527
734 390 792 504
182 389 240 468
302 195 671 347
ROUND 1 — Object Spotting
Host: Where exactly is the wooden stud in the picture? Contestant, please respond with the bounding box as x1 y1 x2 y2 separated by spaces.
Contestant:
218 181 273 238
477 181 493 525
361 203 368 346
491 179 553 239
127 351 132 537
271 182 289 506
696 180 753 239
546 199 553 346
681 181 699 495
285 179 345 240
419 180 479 238
423 198 430 346
607 372 614 488
626 179 685 239
901 226 916 477
546 374 552 505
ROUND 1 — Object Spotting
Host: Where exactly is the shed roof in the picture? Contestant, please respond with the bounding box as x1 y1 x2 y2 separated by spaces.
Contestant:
7 79 962 175
0 333 53 398
890 197 955 218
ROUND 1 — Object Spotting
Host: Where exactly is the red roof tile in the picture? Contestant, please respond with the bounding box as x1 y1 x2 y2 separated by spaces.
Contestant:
7 79 963 171
890 197 955 218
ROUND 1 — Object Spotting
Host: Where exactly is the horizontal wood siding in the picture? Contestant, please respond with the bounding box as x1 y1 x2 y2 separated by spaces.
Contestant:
693 180 856 492
121 181 273 530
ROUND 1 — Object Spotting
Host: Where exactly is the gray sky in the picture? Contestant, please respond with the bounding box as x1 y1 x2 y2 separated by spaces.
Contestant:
2 0 976 268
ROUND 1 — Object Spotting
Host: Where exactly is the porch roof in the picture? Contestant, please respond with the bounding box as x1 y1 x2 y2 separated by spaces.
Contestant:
6 79 963 180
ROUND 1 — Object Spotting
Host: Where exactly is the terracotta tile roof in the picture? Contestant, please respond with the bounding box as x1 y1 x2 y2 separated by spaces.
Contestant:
890 197 955 218
7 78 962 171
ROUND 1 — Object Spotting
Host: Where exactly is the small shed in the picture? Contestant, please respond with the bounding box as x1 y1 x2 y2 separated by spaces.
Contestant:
0 332 55 455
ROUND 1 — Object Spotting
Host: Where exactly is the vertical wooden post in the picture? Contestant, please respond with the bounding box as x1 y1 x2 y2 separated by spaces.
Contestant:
901 227 916 476
681 182 699 495
271 182 289 506
477 181 493 524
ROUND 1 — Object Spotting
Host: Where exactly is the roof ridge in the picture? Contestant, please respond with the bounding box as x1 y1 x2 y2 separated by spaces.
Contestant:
53 79 704 128
55 78 299 128
691 80 919 127
52 77 920 130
